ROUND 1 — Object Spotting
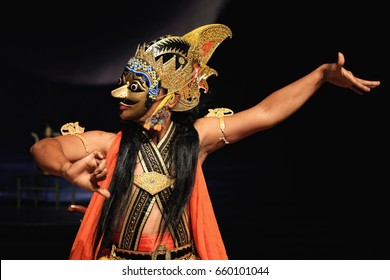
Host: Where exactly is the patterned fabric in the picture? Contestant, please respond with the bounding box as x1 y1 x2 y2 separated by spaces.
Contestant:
69 130 227 260
118 123 191 250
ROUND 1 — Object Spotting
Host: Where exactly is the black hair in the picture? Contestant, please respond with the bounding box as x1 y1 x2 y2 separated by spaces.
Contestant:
92 97 210 257
93 121 142 256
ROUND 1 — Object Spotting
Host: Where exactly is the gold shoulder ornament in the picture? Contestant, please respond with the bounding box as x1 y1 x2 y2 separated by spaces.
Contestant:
61 121 85 135
60 121 89 155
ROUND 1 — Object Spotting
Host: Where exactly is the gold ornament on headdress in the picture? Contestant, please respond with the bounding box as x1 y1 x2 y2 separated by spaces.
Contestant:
131 24 232 115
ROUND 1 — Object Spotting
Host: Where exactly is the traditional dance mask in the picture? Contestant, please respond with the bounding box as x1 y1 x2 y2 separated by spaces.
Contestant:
111 23 232 130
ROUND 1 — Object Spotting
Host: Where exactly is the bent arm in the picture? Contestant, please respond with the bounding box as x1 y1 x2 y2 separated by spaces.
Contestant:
30 130 113 174
30 136 75 177
30 131 116 197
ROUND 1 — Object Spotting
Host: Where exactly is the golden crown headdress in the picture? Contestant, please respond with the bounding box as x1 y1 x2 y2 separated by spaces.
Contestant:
128 23 232 112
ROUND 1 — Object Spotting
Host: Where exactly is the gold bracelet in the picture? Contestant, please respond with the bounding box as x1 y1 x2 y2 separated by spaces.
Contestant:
218 115 229 144
73 133 89 155
205 108 234 144
61 121 89 155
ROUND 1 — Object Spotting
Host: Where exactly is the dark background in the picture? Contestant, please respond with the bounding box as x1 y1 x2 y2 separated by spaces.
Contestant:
0 0 388 260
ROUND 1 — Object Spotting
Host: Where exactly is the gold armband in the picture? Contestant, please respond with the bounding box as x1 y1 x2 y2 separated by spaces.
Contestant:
205 108 234 144
61 122 89 155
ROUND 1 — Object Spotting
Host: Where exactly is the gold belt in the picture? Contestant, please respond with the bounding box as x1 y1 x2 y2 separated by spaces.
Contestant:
100 243 198 260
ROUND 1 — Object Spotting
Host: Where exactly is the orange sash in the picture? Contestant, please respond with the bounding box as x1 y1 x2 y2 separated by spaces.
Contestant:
69 131 228 260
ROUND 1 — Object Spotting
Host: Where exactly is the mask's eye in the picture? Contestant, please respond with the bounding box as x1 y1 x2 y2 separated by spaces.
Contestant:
128 81 143 92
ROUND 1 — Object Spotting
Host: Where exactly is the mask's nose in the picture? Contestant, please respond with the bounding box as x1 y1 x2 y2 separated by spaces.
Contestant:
111 82 129 99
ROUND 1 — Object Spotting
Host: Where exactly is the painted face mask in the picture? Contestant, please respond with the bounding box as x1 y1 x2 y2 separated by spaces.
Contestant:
111 69 158 121
111 23 232 130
